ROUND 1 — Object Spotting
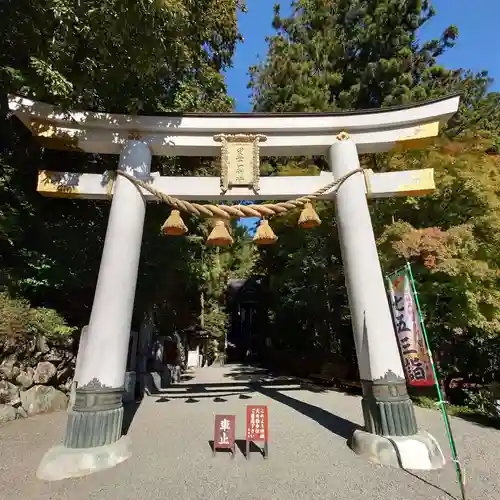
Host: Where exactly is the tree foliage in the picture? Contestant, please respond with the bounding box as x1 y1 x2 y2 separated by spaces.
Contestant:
0 0 250 335
255 203 355 366
250 0 462 112
250 0 500 384
0 291 75 340
1 0 242 112
375 139 500 380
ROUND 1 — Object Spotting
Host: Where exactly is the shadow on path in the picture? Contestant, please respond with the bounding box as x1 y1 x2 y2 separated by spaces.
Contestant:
125 365 462 499
155 391 248 402
235 439 265 458
122 400 142 435
152 369 360 441
207 439 265 459
252 381 361 440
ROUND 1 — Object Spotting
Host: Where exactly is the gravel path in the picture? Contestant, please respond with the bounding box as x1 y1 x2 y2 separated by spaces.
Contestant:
1 364 499 500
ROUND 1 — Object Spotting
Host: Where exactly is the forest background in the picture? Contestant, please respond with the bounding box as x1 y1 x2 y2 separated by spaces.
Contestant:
1 0 499 420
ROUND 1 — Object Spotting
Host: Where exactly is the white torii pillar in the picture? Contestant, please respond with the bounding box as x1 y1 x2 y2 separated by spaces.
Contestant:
328 134 444 470
37 140 151 480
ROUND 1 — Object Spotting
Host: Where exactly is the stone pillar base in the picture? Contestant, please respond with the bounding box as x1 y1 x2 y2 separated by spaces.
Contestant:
64 384 124 448
36 436 131 481
37 383 130 481
361 372 418 436
350 429 445 470
353 373 445 470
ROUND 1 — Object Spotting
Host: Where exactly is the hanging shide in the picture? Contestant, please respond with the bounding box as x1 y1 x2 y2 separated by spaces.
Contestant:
297 202 321 229
161 209 188 236
253 219 278 245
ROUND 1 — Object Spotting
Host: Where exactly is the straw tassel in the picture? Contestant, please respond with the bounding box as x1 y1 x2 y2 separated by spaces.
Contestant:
206 219 234 246
161 209 188 236
298 202 321 229
253 219 278 245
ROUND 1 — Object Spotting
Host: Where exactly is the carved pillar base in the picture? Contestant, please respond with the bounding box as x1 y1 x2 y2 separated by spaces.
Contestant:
63 382 124 449
36 382 131 481
350 371 445 470
360 371 417 437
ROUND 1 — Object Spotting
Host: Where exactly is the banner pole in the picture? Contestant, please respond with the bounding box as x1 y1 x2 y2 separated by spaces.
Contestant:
405 262 467 500
386 264 409 278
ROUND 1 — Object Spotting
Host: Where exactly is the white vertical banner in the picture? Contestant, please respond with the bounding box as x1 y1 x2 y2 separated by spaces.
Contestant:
388 271 435 387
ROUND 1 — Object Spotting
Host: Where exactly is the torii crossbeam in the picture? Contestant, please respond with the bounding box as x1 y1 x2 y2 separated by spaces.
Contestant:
8 93 460 481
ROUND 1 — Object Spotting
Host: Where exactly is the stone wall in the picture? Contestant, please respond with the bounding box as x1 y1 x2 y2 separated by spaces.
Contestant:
0 333 75 425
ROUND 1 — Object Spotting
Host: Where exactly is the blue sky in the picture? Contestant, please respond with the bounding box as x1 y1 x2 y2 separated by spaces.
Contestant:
225 0 500 112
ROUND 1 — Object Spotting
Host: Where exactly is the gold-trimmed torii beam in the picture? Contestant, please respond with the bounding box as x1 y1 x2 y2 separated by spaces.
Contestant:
36 168 436 202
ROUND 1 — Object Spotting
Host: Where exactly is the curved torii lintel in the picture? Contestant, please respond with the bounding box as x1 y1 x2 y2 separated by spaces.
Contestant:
8 94 460 156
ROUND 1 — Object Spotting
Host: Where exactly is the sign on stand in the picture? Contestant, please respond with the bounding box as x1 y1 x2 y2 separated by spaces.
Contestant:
245 405 269 459
213 414 236 458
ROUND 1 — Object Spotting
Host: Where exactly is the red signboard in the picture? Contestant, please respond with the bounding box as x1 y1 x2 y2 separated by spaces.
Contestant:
213 414 236 457
245 405 269 459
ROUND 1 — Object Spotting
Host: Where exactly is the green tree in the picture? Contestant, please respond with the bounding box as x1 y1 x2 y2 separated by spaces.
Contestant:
249 0 500 386
255 204 354 364
0 0 243 112
250 0 462 112
375 139 500 382
0 0 245 329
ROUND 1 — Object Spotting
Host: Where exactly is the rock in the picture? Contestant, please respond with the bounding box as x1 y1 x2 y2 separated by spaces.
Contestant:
58 377 73 393
16 406 28 418
56 365 73 384
9 366 20 381
0 355 20 381
20 385 68 416
56 354 76 371
0 336 17 354
0 380 21 406
16 369 34 389
28 338 37 353
33 361 57 384
44 348 63 364
37 335 50 354
0 404 16 424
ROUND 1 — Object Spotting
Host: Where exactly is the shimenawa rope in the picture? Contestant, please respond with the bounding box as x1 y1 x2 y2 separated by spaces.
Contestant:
115 167 367 220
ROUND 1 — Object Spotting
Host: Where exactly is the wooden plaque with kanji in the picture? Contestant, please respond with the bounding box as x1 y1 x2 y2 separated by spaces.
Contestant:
213 414 236 458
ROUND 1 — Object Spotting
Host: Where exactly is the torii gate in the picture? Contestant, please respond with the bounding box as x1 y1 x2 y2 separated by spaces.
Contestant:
8 94 460 480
